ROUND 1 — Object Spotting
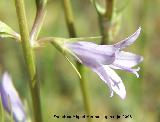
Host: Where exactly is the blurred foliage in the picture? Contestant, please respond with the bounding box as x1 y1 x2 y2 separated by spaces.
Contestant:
0 0 160 122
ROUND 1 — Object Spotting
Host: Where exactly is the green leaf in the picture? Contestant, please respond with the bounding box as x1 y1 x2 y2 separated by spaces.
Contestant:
65 56 81 79
0 21 20 40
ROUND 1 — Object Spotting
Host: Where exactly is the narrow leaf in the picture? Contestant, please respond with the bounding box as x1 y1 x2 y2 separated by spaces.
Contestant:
0 21 20 40
65 56 81 79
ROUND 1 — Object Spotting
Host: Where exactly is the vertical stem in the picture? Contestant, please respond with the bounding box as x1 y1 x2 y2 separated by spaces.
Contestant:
104 0 114 20
76 63 92 122
62 1 92 122
99 0 114 44
62 0 77 38
14 0 42 122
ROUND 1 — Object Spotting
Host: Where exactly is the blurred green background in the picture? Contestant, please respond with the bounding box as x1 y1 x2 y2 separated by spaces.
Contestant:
0 0 160 122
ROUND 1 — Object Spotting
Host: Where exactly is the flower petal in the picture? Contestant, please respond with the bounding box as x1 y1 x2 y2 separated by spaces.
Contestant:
110 63 140 78
113 51 143 68
0 72 26 122
92 66 126 99
114 27 141 49
65 41 116 67
92 66 113 97
103 66 126 99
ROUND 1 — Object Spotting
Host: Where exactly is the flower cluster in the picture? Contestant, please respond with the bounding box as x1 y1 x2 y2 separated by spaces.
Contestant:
65 28 143 99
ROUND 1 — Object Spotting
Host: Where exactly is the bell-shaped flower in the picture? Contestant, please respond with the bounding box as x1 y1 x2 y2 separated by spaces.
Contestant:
65 27 143 99
0 72 26 122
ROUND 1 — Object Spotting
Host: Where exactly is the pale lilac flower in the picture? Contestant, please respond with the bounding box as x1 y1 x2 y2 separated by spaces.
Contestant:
0 72 26 122
65 27 143 99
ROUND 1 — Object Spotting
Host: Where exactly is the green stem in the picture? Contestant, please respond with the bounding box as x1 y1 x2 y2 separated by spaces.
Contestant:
62 0 77 38
104 0 114 20
14 0 42 122
62 0 92 122
30 0 47 43
76 63 92 122
98 0 114 44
